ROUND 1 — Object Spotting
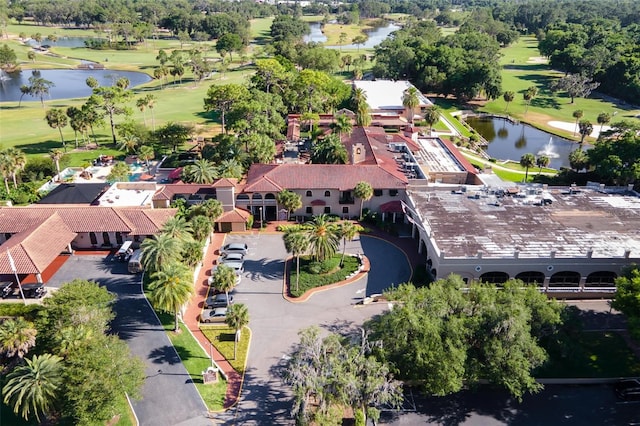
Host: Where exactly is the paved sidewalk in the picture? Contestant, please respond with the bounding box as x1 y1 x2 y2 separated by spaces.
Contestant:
182 232 244 411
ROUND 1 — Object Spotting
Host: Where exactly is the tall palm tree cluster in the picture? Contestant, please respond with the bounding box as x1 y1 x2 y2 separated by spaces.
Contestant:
141 200 222 331
0 280 145 424
180 157 245 183
0 147 27 194
283 215 363 293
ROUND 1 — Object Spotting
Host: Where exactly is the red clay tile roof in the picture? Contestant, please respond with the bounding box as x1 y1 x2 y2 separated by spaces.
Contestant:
153 184 216 201
218 208 251 223
245 163 406 192
0 207 177 235
440 138 477 175
212 178 239 188
0 213 76 274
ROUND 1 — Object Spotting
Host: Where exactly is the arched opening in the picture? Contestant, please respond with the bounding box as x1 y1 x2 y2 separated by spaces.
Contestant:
586 271 617 286
265 193 276 200
252 193 262 200
549 271 581 287
479 271 509 285
515 271 546 285
237 194 250 200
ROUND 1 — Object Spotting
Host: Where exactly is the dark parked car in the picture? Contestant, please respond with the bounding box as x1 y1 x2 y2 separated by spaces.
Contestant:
615 379 640 401
21 283 46 299
200 307 227 323
204 293 234 309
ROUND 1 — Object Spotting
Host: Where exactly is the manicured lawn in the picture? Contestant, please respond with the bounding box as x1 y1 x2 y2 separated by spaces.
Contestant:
432 99 473 137
200 326 251 374
536 331 640 378
480 36 639 140
157 312 227 411
321 21 375 46
250 17 274 41
289 254 360 298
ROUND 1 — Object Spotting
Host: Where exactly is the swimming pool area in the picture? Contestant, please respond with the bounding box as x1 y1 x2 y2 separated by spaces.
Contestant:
38 162 156 193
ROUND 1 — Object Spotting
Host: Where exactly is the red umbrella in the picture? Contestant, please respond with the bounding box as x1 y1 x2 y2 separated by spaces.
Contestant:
168 167 183 180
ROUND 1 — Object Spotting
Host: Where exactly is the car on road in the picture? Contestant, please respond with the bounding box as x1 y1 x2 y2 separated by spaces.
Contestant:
220 242 248 256
204 293 234 309
200 307 228 323
615 379 640 401
218 252 245 264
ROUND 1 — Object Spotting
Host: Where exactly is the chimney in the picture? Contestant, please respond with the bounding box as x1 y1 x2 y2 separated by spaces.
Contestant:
352 143 365 164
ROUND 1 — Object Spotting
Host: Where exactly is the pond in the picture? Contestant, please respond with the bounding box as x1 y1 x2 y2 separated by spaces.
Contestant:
0 69 152 102
304 22 400 49
27 37 102 48
466 116 580 170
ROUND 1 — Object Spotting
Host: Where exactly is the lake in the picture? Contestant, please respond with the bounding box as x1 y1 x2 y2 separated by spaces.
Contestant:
0 69 152 102
466 116 580 170
304 22 400 49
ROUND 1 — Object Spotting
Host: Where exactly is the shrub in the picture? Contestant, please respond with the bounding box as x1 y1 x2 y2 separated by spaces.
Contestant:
290 255 360 297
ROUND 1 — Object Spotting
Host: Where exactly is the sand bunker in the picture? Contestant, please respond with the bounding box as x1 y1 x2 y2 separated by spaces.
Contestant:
547 120 609 138
527 56 548 64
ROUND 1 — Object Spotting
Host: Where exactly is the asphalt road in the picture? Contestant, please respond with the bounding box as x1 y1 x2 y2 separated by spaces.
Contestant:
215 233 412 425
48 255 210 426
380 384 640 425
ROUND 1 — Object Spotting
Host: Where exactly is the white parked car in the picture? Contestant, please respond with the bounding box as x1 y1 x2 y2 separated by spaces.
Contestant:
220 242 248 256
200 307 227 323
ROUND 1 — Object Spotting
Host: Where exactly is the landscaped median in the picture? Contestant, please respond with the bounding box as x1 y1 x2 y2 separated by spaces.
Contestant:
283 253 371 303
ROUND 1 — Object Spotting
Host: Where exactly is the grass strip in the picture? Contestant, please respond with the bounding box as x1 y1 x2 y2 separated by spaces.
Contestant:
200 326 251 374
289 254 360 298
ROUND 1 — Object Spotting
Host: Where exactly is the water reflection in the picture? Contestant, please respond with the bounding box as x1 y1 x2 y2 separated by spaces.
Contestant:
467 116 578 169
27 37 100 48
0 69 151 102
304 22 399 49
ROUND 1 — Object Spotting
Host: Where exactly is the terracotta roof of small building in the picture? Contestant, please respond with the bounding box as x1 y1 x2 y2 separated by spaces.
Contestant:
245 163 406 192
0 213 76 274
153 184 216 201
212 178 239 188
218 208 251 223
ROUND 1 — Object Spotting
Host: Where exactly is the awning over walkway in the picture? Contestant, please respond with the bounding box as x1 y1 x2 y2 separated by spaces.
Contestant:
310 199 326 206
380 200 403 214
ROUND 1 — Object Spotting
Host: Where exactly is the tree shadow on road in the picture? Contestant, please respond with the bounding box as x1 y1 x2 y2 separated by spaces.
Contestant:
148 344 183 365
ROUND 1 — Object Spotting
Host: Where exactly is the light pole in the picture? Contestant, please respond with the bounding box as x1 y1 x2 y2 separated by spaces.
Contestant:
259 206 264 228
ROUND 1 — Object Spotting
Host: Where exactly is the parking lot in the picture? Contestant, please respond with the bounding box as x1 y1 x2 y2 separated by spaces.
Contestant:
214 233 412 424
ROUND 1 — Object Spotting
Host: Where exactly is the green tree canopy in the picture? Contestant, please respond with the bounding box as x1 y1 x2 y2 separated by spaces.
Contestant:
367 276 563 401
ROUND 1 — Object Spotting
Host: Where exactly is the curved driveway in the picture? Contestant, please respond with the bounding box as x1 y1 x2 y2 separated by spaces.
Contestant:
48 255 210 426
215 234 411 425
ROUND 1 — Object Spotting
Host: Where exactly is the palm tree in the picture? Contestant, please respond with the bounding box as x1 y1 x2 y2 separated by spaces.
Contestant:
578 120 593 146
218 159 244 179
423 105 441 134
49 149 63 181
225 303 249 360
0 317 37 361
182 239 204 268
312 134 348 165
277 189 302 220
136 97 148 126
0 151 13 193
28 75 54 107
18 85 31 107
569 148 588 172
149 261 194 332
161 216 194 243
185 158 217 184
211 264 237 304
330 113 353 140
354 181 373 220
520 153 536 182
141 233 183 273
503 91 515 112
338 221 362 267
572 110 583 136
189 215 213 242
45 108 68 151
2 353 63 422
138 145 155 168
597 112 611 134
402 87 420 124
306 214 340 262
536 155 550 174
352 87 371 127
283 231 309 293
145 94 157 131
523 86 537 115
118 134 139 153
